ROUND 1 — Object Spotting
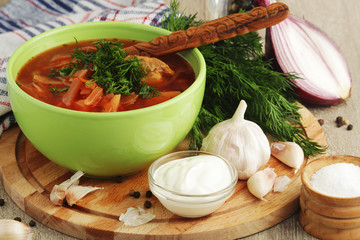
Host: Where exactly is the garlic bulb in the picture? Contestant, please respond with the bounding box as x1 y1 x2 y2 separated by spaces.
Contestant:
201 100 271 180
271 142 304 172
247 168 276 200
0 219 33 240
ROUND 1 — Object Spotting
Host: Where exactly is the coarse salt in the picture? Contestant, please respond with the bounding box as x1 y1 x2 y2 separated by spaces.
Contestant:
310 163 360 198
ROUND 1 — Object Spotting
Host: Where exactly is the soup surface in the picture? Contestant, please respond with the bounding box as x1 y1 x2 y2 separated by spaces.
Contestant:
16 39 195 112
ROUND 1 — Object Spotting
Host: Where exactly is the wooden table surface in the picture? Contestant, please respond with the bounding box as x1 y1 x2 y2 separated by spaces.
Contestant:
0 0 359 239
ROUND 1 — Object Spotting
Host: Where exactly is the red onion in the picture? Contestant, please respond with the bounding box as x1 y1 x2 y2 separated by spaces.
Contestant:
257 0 352 105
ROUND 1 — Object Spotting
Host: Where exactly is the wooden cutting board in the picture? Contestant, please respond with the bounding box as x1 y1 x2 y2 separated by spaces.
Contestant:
0 106 326 240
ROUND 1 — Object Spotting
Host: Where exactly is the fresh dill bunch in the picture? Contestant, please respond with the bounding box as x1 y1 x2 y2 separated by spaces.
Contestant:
54 39 160 99
164 0 325 157
161 0 203 31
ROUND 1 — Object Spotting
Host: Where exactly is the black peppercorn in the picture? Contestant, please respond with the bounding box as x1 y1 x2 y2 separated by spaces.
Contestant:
318 119 324 126
0 198 4 206
144 200 152 209
336 116 343 124
14 217 22 222
347 124 353 131
335 116 345 127
146 190 152 198
133 191 141 198
115 176 123 183
29 220 36 227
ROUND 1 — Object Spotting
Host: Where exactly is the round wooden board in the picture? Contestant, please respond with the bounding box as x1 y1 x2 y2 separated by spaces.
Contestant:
0 106 326 240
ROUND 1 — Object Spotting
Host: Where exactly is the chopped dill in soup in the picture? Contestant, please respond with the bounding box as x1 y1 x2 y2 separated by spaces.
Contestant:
16 39 195 112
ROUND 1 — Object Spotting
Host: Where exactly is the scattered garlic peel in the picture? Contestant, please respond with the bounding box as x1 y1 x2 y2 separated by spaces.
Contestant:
271 142 304 171
50 170 103 207
65 185 103 206
49 184 67 205
274 175 292 192
119 206 155 227
247 168 276 200
50 170 84 205
0 219 33 240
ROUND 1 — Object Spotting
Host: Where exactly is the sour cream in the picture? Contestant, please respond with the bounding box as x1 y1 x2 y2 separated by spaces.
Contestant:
153 155 233 195
148 151 237 218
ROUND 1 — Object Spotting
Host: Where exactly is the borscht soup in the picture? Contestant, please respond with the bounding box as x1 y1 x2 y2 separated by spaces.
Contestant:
16 39 195 112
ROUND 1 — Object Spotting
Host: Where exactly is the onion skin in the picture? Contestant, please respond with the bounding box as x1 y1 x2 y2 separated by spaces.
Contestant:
261 1 352 106
293 83 350 106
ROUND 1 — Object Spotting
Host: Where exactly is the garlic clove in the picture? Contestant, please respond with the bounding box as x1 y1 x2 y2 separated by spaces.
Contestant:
119 206 155 227
50 170 84 205
65 185 103 206
247 168 276 201
0 219 33 240
273 175 292 192
271 142 304 172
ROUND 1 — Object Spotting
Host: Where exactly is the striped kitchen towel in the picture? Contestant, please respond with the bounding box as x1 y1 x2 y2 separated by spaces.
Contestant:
0 0 169 136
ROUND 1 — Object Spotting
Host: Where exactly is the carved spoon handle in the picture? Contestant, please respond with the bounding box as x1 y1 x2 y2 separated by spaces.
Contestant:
123 2 289 56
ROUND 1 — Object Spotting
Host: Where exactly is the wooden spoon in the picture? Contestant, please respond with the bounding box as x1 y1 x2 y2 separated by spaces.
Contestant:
123 2 289 56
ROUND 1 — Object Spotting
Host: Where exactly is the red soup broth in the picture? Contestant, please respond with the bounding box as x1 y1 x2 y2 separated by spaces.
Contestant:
16 39 195 112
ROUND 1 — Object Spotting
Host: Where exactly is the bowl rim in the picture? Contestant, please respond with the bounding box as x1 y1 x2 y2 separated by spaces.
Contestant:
148 150 238 202
7 21 206 119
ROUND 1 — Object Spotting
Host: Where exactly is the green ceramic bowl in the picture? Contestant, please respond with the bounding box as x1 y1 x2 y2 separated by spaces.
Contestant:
7 22 206 178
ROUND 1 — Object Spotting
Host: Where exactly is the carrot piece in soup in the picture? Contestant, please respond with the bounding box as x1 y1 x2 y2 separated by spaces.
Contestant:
31 83 47 99
72 69 88 78
160 91 181 98
45 54 73 69
84 87 103 106
103 94 121 112
120 92 138 107
19 84 40 99
80 46 98 53
80 88 92 95
32 82 45 94
62 78 82 107
78 78 97 94
51 53 72 62
33 73 65 85
143 91 181 107
84 81 97 90
78 77 88 83
102 93 115 101
73 99 90 112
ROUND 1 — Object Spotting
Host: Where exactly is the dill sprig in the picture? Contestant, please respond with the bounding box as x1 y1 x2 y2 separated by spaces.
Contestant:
49 86 70 95
51 39 160 99
165 1 325 157
161 0 203 31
